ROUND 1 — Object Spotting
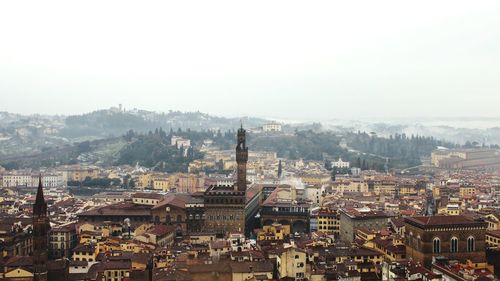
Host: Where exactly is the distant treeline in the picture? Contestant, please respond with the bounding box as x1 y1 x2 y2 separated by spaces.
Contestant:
4 122 493 173
117 129 195 172
60 109 266 138
345 132 456 169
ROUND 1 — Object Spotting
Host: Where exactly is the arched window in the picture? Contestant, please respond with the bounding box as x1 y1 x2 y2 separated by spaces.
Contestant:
177 215 182 222
467 236 475 252
433 237 441 254
450 237 458 253
165 215 171 224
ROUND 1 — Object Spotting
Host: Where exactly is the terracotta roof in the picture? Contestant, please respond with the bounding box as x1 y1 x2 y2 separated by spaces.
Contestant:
405 215 486 227
73 243 96 253
5 256 32 268
152 193 192 210
146 224 176 236
78 201 151 217
341 208 389 219
230 261 274 273
390 217 406 228
486 230 500 238
132 192 164 200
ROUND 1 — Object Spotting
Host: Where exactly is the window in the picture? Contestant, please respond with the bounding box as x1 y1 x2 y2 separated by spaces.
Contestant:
433 237 441 254
467 236 475 252
450 237 458 253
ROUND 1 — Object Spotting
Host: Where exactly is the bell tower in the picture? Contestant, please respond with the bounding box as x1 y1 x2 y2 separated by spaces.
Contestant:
33 175 50 281
236 124 248 191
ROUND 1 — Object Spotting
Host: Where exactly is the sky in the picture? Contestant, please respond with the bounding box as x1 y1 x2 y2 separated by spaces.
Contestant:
1 0 499 121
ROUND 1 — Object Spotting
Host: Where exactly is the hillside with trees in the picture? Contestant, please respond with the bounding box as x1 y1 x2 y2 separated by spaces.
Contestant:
60 109 267 139
116 128 203 172
345 132 456 168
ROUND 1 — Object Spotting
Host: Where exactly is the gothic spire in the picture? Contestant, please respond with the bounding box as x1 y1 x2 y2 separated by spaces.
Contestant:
32 173 49 281
33 174 47 217
35 174 45 205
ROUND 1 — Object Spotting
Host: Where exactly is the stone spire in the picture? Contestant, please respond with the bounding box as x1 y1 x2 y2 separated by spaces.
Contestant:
33 175 50 281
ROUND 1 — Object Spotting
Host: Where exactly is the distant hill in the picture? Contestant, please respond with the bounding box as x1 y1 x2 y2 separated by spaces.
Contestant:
60 109 267 138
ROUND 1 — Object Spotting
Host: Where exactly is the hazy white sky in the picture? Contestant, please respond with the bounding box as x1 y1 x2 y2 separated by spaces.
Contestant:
1 0 499 120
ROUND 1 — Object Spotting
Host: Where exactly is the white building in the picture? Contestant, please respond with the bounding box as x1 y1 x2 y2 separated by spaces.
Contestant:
1 172 64 187
2 174 32 187
351 167 361 177
332 157 350 169
263 122 282 133
171 136 191 148
33 174 65 187
305 185 322 205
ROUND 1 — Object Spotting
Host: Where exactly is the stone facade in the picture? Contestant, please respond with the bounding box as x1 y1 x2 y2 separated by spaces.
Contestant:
339 208 389 242
203 126 248 235
405 215 487 268
204 188 246 235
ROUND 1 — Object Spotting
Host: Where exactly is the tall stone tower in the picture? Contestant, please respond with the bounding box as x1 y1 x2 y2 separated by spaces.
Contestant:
236 124 248 191
33 175 50 281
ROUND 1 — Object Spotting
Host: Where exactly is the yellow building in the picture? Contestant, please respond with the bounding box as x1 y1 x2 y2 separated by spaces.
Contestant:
4 268 33 280
317 207 340 236
102 266 131 281
330 248 383 272
63 166 99 182
432 186 441 198
359 229 406 262
278 246 307 280
333 179 368 193
299 174 330 186
486 230 500 249
257 223 290 241
459 185 476 198
355 228 377 242
374 181 397 195
137 173 153 189
72 243 99 262
485 213 500 230
398 184 417 195
188 159 215 173
152 177 170 191
437 204 461 216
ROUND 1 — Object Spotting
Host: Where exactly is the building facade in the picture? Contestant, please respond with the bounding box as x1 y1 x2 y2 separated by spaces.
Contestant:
339 208 389 242
203 126 248 235
405 215 488 268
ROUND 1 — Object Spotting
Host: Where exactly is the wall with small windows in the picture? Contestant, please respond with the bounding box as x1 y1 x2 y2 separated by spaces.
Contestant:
405 219 487 268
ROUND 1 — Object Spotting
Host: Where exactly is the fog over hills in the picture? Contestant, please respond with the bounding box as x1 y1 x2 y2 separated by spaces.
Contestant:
321 117 500 145
0 107 498 171
1 108 499 145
